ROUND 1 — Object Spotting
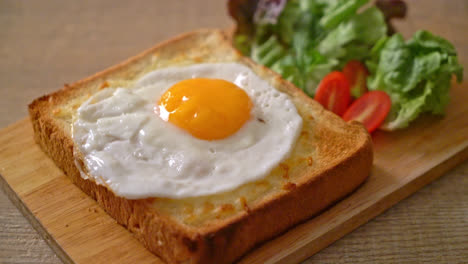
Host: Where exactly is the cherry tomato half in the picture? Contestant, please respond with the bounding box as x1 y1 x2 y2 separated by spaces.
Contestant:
343 60 369 98
342 91 392 133
314 71 351 116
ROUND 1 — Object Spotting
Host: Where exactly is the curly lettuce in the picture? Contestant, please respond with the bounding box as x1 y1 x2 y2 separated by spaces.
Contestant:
367 31 463 130
229 0 389 96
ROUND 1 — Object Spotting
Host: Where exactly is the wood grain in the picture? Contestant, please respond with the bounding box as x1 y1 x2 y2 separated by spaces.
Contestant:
306 161 468 264
1 0 467 263
0 80 467 263
0 190 61 264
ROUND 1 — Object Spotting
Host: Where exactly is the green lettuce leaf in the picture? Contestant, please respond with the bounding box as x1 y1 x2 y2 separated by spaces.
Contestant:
367 30 463 130
242 0 387 95
319 0 369 29
318 6 387 63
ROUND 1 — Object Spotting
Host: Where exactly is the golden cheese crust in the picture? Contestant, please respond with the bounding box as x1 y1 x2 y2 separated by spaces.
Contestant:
28 29 373 264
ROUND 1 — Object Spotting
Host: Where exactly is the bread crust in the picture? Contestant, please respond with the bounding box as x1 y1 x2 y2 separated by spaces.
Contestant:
29 29 373 264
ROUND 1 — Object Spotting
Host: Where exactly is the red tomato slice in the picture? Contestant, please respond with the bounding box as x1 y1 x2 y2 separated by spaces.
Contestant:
342 91 392 133
314 71 351 116
343 60 369 98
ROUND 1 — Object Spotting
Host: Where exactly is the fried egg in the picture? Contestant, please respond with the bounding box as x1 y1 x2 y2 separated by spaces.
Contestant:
73 63 302 199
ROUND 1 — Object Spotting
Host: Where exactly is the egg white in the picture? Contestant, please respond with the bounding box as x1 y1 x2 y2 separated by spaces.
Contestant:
73 63 303 199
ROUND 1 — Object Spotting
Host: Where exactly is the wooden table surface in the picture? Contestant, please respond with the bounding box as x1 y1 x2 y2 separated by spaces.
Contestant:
0 1 467 263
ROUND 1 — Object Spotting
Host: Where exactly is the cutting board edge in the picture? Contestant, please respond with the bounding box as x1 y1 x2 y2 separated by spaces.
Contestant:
262 144 468 264
0 169 75 264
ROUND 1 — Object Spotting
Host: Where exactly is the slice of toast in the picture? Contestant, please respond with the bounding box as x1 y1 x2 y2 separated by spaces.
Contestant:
29 29 373 264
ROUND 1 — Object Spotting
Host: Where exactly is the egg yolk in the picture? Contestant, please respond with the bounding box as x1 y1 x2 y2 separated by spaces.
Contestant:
157 78 252 140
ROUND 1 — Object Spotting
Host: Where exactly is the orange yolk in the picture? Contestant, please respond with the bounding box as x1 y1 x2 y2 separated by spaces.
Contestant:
157 78 252 140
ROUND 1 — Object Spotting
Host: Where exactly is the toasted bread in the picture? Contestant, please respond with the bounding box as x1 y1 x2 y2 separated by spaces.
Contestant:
28 29 373 264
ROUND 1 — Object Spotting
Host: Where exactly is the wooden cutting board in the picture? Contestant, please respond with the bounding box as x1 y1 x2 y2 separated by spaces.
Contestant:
1 82 467 264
